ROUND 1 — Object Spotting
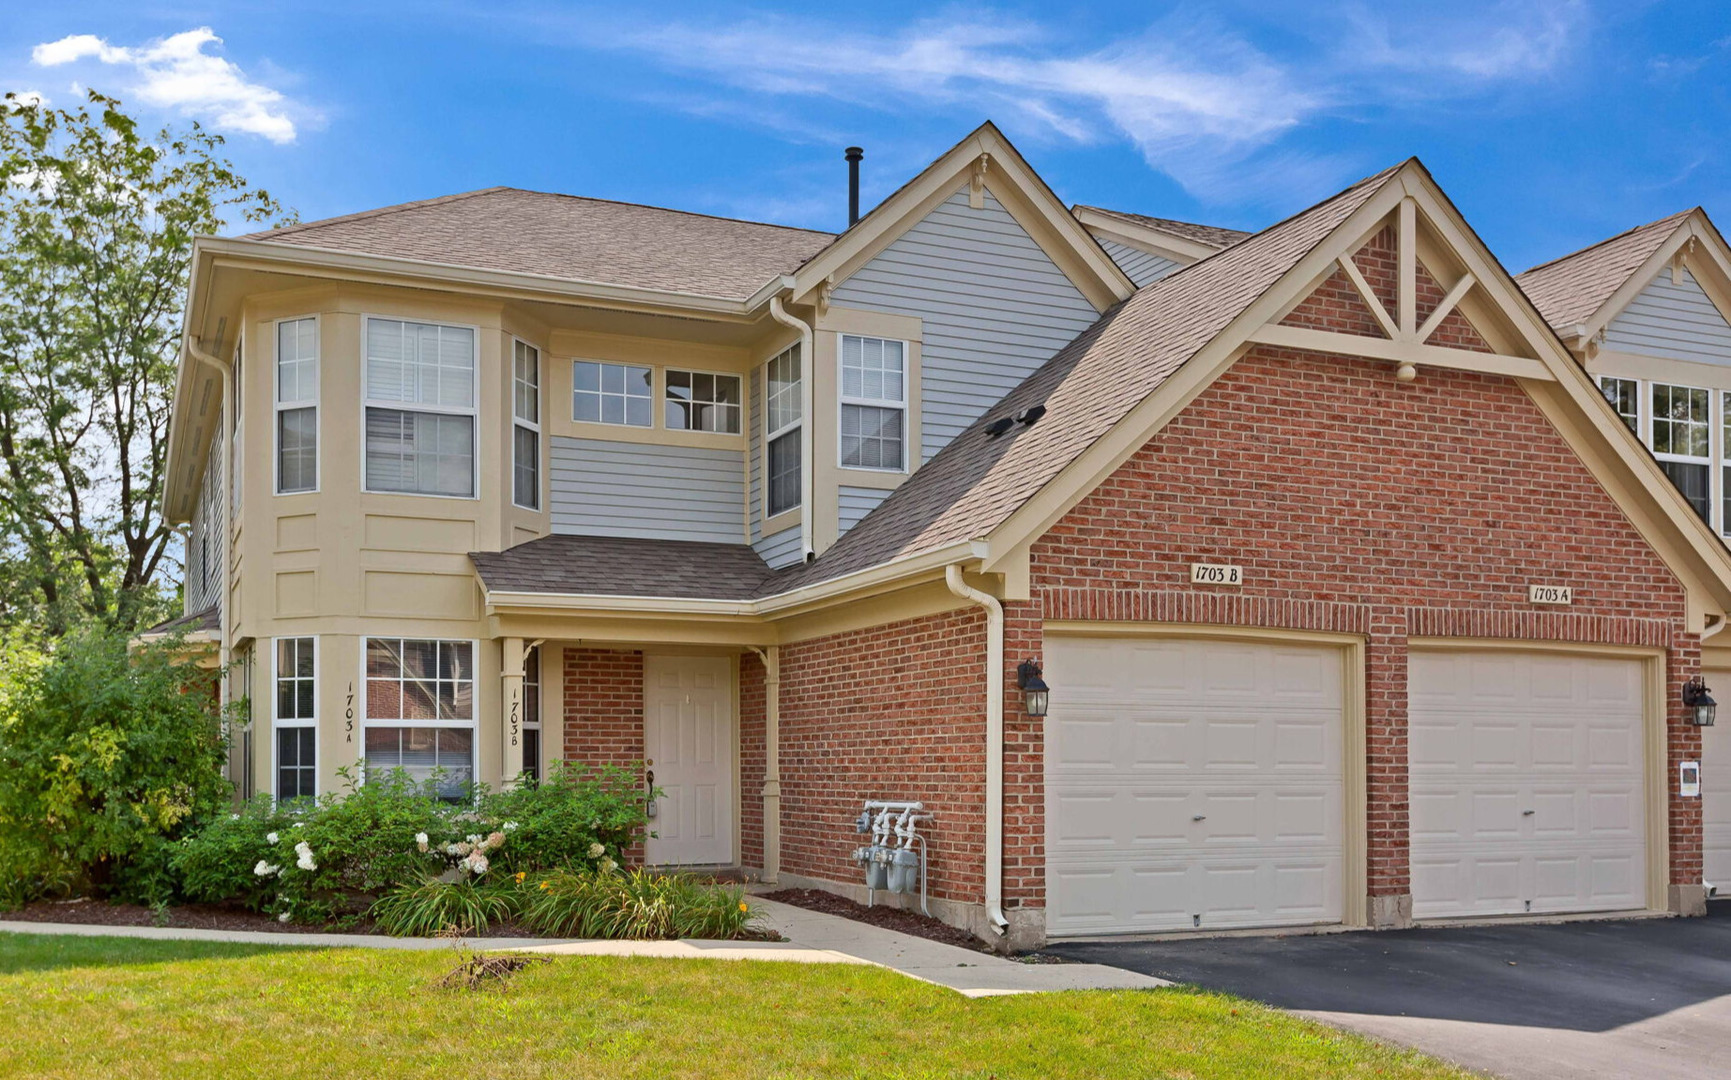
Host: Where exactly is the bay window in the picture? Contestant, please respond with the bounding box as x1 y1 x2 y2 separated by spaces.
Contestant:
363 638 475 801
273 637 317 803
275 317 318 493
513 340 540 510
363 318 477 498
838 334 906 471
765 344 802 516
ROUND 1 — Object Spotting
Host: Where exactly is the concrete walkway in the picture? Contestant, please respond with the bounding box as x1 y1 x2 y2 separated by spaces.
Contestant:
0 898 1166 998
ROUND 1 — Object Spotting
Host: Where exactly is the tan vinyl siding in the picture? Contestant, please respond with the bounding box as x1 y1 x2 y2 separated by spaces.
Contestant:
1098 239 1182 288
1605 268 1731 364
830 189 1100 463
754 524 802 569
837 485 890 538
549 436 744 544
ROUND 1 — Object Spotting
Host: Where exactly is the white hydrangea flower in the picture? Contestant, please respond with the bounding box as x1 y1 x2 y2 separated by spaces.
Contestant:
599 857 617 873
294 841 317 872
588 842 605 859
253 860 277 877
265 832 279 845
292 821 305 828
444 842 460 856
484 831 505 851
501 821 519 831
230 813 240 821
414 832 429 852
465 834 483 845
278 912 291 923
465 853 490 876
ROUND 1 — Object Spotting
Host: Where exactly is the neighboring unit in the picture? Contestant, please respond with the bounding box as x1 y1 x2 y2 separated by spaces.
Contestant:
155 124 1731 949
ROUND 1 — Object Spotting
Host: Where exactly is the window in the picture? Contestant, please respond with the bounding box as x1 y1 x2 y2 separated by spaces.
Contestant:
764 345 802 516
363 318 477 498
363 638 475 801
1653 382 1711 523
838 334 906 471
513 340 540 510
522 647 542 783
666 370 742 433
1599 376 1638 435
273 637 316 803
232 338 244 517
274 318 318 493
573 360 652 426
1722 391 1731 536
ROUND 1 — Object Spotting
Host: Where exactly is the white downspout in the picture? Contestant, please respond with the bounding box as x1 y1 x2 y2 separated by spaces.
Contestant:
1702 614 1727 643
945 563 1009 937
768 294 815 562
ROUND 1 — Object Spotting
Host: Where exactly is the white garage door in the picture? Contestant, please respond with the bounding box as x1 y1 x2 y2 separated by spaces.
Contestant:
1045 635 1346 937
1703 670 1731 894
1409 650 1648 919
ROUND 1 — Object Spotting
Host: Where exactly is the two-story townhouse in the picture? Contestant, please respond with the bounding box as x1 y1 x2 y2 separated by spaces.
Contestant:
157 123 1731 949
1519 215 1731 899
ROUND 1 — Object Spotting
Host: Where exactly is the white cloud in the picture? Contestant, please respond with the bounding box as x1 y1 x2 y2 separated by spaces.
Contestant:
5 89 49 109
31 27 303 144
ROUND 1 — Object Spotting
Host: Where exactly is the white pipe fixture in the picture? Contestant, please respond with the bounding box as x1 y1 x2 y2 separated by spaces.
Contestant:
767 294 816 562
944 564 1009 935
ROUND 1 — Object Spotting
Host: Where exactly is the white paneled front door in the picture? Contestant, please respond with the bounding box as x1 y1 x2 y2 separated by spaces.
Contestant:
1703 670 1731 893
1044 635 1347 936
1408 650 1648 919
643 655 734 866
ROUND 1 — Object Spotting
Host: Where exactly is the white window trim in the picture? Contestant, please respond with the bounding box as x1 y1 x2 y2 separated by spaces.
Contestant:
571 358 655 428
1649 380 1712 466
357 636 483 794
270 635 319 804
274 315 321 496
762 344 803 518
664 366 745 435
359 315 482 501
1599 373 1724 535
511 337 542 511
836 332 909 474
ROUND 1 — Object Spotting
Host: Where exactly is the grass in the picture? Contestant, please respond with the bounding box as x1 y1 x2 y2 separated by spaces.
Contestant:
0 931 1473 1080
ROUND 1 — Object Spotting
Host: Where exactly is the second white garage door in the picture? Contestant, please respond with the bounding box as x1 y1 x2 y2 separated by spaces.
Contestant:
1409 650 1648 919
1702 670 1731 894
1045 635 1347 937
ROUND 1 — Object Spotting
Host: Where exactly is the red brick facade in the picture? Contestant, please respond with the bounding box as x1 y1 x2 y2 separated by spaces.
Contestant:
560 647 645 768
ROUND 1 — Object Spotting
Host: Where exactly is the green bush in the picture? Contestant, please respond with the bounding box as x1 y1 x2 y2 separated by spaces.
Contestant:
518 868 760 940
369 878 517 937
476 761 646 875
0 628 233 907
170 797 298 911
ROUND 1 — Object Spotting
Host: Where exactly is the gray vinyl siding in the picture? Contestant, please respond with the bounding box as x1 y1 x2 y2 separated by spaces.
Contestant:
1097 238 1181 288
1604 268 1731 365
830 188 1101 463
838 485 890 537
754 525 802 569
550 437 744 544
185 426 225 615
749 365 763 542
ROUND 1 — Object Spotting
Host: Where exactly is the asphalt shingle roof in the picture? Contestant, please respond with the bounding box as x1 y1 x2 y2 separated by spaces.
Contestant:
143 606 219 635
470 535 775 600
1076 205 1251 251
247 188 837 301
1516 211 1692 332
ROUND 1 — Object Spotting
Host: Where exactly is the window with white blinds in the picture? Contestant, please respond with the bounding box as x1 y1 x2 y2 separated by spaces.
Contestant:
363 319 477 498
276 317 318 494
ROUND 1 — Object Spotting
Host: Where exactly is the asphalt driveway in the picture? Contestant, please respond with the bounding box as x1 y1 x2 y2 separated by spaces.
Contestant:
1049 902 1731 1080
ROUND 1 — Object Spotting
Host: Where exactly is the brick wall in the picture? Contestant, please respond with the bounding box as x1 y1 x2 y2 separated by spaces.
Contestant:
560 647 644 768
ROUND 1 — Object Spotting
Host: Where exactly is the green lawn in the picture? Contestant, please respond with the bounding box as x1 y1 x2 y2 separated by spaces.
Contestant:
0 932 1472 1079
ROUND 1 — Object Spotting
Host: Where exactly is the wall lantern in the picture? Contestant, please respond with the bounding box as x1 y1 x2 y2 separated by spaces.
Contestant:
1683 676 1717 727
1016 659 1050 718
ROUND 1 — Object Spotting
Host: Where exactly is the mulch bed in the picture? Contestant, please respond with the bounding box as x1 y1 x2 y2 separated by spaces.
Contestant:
3 898 782 942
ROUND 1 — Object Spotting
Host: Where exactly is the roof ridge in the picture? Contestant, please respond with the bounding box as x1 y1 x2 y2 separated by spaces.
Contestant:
1518 209 1693 277
246 187 510 240
511 189 836 237
1074 204 1251 241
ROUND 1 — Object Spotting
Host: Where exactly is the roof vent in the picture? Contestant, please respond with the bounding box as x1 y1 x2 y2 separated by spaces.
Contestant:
845 146 864 226
1016 405 1047 427
984 417 1015 439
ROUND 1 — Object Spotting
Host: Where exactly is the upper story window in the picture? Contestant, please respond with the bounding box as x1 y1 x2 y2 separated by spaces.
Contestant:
276 318 319 494
573 360 652 427
513 340 540 510
764 344 802 517
838 334 906 472
666 370 742 434
1599 376 1638 435
363 318 477 499
1652 381 1711 522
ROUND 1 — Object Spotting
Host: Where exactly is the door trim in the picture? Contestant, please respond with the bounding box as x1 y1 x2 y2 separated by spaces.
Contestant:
1043 620 1368 929
1408 637 1667 915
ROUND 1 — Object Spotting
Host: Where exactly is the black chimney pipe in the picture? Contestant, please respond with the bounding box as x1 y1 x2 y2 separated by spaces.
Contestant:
845 146 863 226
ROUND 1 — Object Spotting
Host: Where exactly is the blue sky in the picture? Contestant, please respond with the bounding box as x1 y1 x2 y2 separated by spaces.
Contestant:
4 1 1731 271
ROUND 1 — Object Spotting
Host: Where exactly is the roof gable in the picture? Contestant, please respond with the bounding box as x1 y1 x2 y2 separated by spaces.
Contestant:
1603 264 1731 364
1516 211 1695 339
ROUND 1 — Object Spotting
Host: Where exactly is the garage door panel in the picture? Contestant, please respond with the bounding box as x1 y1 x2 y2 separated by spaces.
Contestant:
1046 636 1346 936
1701 680 1731 889
1410 651 1647 919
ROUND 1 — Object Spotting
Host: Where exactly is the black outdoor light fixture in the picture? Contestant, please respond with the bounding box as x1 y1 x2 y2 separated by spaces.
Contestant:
1684 676 1717 727
1017 659 1050 718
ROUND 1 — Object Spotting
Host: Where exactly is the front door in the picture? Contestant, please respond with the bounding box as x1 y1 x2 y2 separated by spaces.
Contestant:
643 655 735 866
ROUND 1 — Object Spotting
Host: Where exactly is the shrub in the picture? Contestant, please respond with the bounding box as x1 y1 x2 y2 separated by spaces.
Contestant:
518 868 760 940
370 878 517 937
477 762 648 875
171 797 299 911
0 628 233 907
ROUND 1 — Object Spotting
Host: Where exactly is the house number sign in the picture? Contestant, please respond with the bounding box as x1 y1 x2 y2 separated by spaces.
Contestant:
1191 563 1243 586
344 682 355 743
1528 584 1573 605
